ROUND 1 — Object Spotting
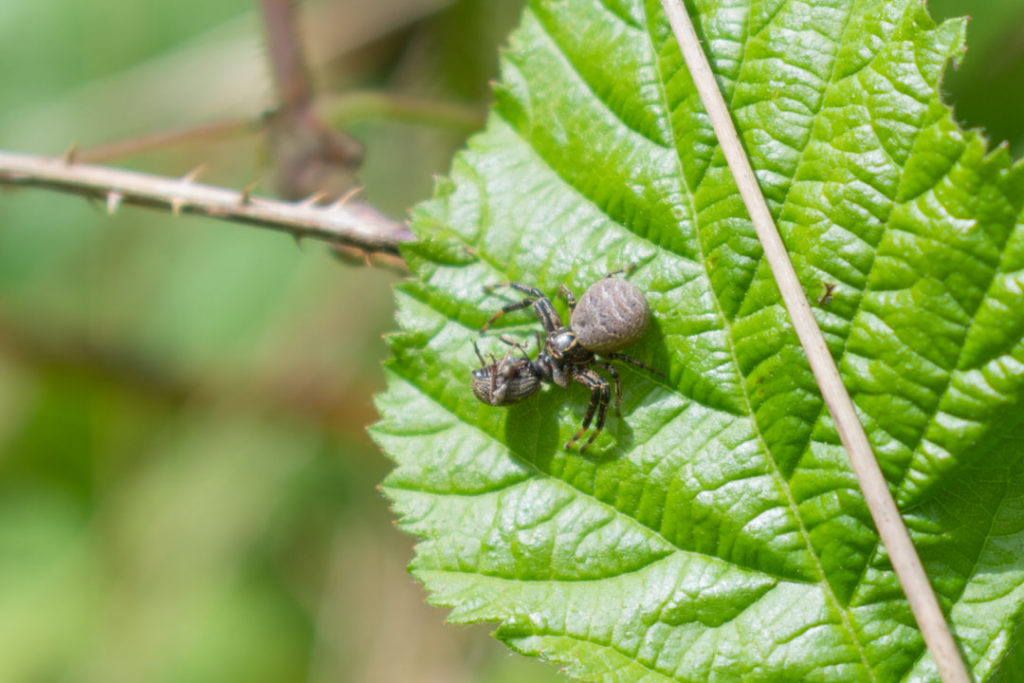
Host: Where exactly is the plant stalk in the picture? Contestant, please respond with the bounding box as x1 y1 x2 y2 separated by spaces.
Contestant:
0 149 412 256
658 1 972 681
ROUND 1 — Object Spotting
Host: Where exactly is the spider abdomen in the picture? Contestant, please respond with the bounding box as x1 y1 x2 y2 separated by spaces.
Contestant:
570 278 650 353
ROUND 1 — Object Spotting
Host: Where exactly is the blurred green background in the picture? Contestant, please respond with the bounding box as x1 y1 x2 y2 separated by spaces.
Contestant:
0 1 1019 681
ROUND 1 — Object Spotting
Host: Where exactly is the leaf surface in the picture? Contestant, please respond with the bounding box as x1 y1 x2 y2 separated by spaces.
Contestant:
371 1 1024 680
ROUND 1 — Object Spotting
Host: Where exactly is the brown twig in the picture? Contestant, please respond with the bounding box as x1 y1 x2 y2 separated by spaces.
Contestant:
0 149 413 257
260 0 363 198
261 0 316 114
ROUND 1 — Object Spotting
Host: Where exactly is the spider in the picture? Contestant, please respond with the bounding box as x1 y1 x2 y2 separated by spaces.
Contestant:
478 272 660 451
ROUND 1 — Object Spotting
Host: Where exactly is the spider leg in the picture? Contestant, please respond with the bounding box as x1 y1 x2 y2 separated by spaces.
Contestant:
481 297 535 332
604 263 637 279
594 362 622 416
498 334 533 364
557 284 577 314
564 368 610 452
607 353 664 378
530 296 563 335
531 331 544 354
483 282 564 335
486 281 546 299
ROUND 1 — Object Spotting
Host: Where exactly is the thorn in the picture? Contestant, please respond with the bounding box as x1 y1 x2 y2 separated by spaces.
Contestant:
171 197 186 216
299 191 327 208
238 179 259 206
106 191 123 215
328 185 363 211
62 142 79 165
180 163 207 184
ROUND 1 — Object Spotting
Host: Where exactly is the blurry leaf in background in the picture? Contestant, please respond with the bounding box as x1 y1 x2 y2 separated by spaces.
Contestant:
929 0 1024 154
0 0 561 680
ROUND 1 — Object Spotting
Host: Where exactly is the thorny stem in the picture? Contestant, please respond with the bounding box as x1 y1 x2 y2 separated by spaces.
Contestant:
0 149 413 257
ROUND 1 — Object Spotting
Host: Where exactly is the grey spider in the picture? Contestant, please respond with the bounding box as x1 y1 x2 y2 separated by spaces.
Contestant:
476 270 660 451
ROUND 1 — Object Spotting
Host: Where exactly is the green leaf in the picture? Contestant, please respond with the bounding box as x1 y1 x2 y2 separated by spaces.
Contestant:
370 0 1024 680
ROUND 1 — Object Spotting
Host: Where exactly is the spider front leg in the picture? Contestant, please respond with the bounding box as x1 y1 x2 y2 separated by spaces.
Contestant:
607 353 664 378
496 334 535 363
480 296 534 333
594 362 622 415
481 282 564 335
557 284 577 314
565 367 610 452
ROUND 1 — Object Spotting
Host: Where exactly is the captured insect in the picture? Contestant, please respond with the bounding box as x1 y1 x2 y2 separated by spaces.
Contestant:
470 337 543 406
476 270 661 452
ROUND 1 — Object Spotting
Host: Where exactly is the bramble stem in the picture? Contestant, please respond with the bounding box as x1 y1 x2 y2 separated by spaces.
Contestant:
0 149 412 256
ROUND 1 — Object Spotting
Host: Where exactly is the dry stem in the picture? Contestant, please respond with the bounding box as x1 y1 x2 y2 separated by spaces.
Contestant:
659 1 971 682
0 149 412 256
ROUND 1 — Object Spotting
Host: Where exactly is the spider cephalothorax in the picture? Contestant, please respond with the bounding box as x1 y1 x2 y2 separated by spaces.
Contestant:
476 271 660 451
